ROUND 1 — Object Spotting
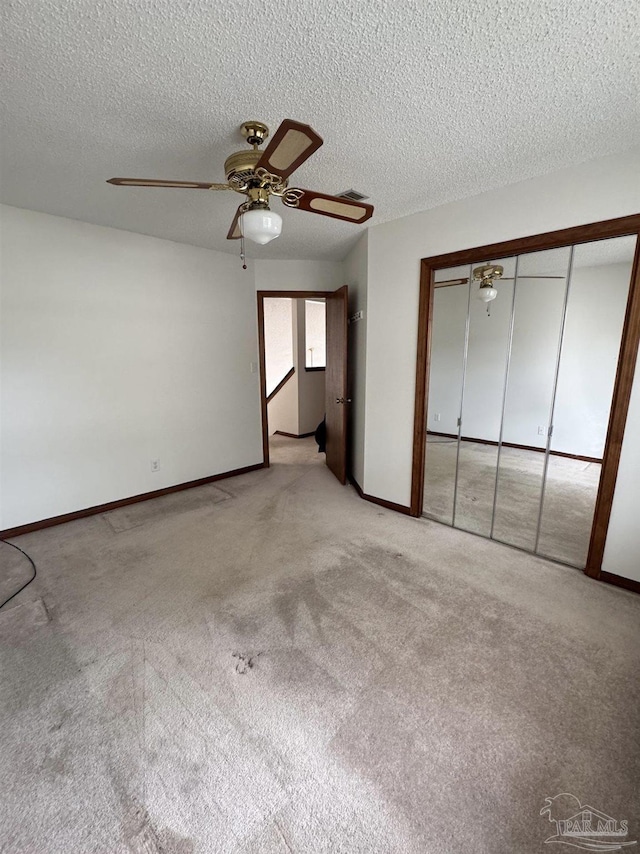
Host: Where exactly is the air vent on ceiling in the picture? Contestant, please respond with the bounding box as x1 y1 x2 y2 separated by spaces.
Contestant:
336 188 369 202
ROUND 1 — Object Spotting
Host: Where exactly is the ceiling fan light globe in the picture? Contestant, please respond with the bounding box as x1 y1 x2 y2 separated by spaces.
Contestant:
240 208 282 245
477 286 498 302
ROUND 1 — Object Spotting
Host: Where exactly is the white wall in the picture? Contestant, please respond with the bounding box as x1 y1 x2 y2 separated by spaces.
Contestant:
294 299 325 435
427 284 468 436
363 148 640 579
0 205 263 529
502 275 566 449
304 300 326 368
265 297 298 435
297 371 325 435
263 297 293 395
601 347 640 582
552 261 632 457
254 259 344 293
344 232 368 487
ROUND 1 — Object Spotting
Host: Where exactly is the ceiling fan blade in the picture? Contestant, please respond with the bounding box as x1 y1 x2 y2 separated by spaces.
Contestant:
255 120 323 180
107 177 230 190
501 275 566 280
227 206 244 240
435 277 469 287
282 189 373 224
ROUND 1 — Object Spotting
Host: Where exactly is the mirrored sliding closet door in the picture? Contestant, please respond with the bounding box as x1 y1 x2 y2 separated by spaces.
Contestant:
423 234 637 569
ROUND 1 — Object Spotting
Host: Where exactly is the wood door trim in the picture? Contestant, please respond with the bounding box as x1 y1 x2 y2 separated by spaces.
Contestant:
410 214 640 584
585 231 640 576
257 290 334 301
419 214 640 269
257 293 269 466
411 258 435 516
257 290 334 467
325 285 349 484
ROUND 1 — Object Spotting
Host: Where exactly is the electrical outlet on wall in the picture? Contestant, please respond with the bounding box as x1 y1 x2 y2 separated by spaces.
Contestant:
434 413 441 422
537 426 546 436
151 459 160 472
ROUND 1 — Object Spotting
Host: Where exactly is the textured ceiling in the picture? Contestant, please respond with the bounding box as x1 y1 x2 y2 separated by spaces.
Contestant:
1 0 639 261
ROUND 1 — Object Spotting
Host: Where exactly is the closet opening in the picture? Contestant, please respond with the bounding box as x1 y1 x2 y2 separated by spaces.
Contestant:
410 215 640 578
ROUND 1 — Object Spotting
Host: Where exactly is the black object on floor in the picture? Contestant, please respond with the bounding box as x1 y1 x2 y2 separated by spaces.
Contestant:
1 540 37 610
315 417 326 454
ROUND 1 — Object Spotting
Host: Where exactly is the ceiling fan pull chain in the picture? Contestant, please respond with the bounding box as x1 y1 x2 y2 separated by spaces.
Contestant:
240 235 247 270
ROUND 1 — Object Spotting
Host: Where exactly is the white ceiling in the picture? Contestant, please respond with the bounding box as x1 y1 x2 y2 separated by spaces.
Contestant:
1 0 638 261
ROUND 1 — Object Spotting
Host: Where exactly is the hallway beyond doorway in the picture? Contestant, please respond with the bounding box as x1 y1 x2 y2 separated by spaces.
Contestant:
269 432 323 467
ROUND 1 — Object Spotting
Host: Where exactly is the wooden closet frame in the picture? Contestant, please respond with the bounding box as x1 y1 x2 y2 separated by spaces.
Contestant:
410 214 640 584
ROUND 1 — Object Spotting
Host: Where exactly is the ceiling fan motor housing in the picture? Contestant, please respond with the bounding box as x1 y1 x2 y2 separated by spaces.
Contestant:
224 149 263 185
473 264 504 284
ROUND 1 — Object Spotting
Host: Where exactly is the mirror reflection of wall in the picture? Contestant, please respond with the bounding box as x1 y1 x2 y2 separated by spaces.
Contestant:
423 235 637 569
456 255 515 537
423 265 468 524
492 246 570 554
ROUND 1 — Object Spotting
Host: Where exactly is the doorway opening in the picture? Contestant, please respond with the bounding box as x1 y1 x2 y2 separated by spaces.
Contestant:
257 288 349 483
411 215 640 580
263 295 326 467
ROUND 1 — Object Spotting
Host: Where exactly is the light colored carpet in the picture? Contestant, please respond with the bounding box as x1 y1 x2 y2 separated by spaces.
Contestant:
423 439 601 567
1 435 638 853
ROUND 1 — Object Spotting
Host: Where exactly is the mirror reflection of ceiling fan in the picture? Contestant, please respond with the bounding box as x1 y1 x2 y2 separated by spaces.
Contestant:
107 119 374 253
435 273 566 285
435 264 565 304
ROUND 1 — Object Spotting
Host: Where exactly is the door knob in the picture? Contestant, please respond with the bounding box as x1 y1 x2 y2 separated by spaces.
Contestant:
336 397 352 404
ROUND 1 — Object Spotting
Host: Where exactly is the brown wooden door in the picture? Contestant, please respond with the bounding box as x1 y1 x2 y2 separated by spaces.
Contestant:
325 285 349 483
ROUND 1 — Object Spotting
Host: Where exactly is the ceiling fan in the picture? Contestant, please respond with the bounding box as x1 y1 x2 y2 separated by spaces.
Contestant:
107 119 374 249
